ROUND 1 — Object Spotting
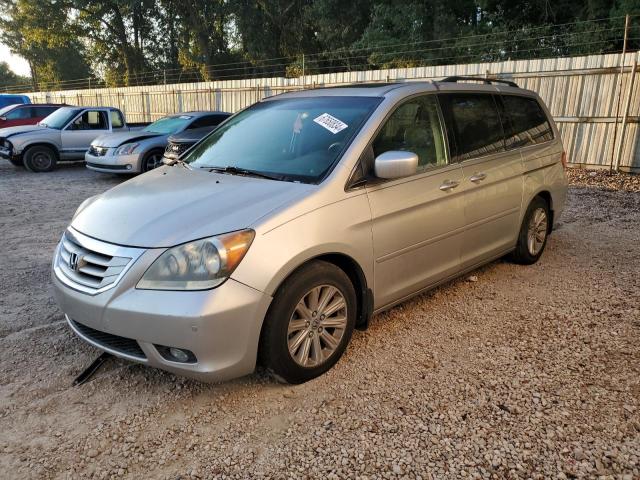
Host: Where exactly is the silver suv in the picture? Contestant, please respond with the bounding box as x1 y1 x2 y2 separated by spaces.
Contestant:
52 79 567 384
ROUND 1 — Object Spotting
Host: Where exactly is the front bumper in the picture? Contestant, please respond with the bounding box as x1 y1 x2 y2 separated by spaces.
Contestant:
52 238 272 382
85 151 142 174
0 146 17 161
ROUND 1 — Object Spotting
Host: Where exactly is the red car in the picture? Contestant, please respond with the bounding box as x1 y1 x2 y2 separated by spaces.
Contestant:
0 103 67 129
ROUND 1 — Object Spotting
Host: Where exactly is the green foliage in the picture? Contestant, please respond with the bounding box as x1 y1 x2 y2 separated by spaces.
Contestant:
0 60 29 89
0 0 639 90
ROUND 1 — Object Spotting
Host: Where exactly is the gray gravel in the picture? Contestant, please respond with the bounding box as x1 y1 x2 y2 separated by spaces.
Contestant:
0 162 639 479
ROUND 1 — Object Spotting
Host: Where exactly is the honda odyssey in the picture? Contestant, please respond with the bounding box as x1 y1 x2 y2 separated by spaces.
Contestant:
52 78 567 384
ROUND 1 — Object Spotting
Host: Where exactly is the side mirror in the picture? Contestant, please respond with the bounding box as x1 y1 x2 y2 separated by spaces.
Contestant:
0 116 6 121
374 151 418 179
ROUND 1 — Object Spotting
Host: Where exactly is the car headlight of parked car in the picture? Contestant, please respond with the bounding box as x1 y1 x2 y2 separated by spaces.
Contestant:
115 143 140 155
137 229 255 290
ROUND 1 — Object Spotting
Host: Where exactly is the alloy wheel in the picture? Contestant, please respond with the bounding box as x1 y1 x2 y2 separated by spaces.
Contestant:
287 285 348 368
527 207 548 256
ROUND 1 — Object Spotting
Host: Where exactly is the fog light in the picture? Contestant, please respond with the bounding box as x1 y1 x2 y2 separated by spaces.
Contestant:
169 347 189 362
155 344 197 363
125 164 132 170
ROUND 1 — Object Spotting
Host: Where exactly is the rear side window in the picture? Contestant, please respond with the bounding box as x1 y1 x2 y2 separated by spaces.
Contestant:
32 106 58 117
110 110 124 128
439 94 505 162
501 95 554 148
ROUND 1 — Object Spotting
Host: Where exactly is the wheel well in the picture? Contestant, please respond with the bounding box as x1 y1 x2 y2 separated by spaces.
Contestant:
534 191 554 232
271 253 372 331
23 143 59 159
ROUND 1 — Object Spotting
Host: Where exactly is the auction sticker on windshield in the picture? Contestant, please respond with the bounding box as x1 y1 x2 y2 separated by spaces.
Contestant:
313 113 348 134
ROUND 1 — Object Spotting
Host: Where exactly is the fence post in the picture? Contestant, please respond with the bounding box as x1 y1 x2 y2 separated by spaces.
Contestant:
609 13 631 171
613 56 638 171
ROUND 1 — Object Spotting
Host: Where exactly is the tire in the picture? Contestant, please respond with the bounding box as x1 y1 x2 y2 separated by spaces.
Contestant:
23 145 57 172
259 260 357 384
8 157 23 168
509 196 551 265
141 150 164 172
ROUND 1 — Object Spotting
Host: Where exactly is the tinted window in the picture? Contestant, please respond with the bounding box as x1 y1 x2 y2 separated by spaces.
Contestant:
373 95 447 171
32 106 58 117
110 110 124 128
189 114 228 129
440 94 505 161
501 95 553 148
5 107 31 120
185 96 381 183
69 110 108 130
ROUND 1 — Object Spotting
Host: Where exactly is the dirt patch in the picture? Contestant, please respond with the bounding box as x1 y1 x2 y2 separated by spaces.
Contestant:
1 162 638 479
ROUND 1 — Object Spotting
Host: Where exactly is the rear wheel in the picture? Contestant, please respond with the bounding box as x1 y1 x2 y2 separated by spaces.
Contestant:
141 150 164 172
23 145 57 172
259 260 356 384
509 196 550 265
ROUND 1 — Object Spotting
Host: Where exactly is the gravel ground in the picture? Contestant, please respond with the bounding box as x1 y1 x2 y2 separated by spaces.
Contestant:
0 162 638 480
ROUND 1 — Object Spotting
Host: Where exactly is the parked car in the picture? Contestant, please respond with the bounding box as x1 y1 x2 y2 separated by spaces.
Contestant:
0 103 67 129
52 78 568 384
0 106 146 171
0 94 30 108
86 111 231 174
163 114 231 162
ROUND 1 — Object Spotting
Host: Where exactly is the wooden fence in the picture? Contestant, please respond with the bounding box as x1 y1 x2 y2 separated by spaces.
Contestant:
25 51 640 172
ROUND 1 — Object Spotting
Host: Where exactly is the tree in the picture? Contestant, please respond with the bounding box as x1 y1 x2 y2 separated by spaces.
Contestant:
0 61 30 90
0 0 92 90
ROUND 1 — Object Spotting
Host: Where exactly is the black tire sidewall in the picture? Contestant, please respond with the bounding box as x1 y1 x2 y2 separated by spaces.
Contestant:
260 261 357 384
512 196 550 265
142 150 163 172
24 146 57 172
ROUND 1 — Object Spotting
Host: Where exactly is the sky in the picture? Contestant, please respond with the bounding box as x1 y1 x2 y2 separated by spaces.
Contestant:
0 43 31 77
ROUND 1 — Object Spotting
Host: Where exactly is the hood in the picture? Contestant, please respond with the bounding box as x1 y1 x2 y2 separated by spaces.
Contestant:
168 126 216 144
92 131 164 148
0 124 48 138
71 166 314 248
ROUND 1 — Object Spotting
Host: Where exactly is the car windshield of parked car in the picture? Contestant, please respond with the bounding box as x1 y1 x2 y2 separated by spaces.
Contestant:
184 96 381 182
144 115 194 134
39 107 83 129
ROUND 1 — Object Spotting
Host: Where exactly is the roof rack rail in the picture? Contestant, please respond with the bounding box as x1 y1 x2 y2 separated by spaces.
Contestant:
439 76 519 88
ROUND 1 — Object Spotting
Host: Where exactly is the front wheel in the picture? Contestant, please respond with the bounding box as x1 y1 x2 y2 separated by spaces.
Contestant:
141 150 164 172
23 145 57 172
509 196 550 265
259 260 357 384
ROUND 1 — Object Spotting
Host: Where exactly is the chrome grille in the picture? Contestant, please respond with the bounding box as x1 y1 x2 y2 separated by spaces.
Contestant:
166 142 191 155
54 228 144 295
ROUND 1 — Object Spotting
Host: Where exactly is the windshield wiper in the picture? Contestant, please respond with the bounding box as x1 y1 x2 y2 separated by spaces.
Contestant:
207 166 282 181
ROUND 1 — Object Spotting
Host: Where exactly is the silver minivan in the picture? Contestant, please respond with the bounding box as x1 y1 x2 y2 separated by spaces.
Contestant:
52 78 567 384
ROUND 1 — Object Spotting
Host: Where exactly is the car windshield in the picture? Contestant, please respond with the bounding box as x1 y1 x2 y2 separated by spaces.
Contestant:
144 115 194 134
184 96 381 183
40 107 83 129
0 104 19 116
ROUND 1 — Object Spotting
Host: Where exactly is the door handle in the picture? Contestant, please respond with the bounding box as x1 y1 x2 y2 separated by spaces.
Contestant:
439 180 460 192
469 172 487 183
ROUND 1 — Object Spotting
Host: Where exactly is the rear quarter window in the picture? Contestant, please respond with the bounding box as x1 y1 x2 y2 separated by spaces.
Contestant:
439 93 506 162
501 95 554 148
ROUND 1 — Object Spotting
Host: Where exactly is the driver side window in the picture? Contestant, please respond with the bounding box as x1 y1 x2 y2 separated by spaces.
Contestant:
70 110 108 130
372 95 447 172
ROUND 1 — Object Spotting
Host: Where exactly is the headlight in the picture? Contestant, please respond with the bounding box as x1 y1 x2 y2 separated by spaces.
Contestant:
115 143 139 155
137 229 255 290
